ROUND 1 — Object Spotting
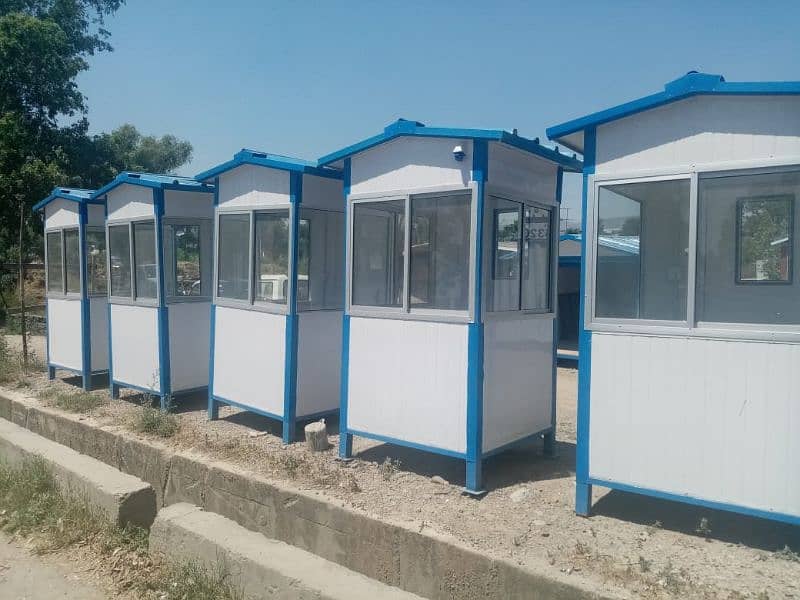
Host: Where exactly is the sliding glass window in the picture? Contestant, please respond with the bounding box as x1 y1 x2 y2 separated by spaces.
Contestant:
86 228 107 295
217 214 250 301
108 225 132 297
351 200 405 308
46 231 63 293
63 229 81 294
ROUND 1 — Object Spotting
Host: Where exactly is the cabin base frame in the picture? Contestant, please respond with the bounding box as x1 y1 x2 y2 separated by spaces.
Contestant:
112 379 207 410
47 362 108 391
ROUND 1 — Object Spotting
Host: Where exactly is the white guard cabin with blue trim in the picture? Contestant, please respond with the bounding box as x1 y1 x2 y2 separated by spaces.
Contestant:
548 72 800 525
34 188 108 390
196 150 344 443
320 119 582 493
93 173 215 408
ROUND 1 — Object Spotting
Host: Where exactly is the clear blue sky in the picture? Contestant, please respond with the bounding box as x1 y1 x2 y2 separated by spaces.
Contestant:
77 0 800 226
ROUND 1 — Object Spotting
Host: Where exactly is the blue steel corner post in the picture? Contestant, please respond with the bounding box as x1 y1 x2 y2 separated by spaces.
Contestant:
338 158 353 460
281 172 302 445
465 140 488 496
207 177 220 422
574 127 596 517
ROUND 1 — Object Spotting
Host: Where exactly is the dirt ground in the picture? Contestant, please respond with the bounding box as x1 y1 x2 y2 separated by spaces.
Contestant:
4 334 800 600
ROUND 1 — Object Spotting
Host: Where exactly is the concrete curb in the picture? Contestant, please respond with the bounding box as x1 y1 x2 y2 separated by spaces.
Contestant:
0 418 156 528
0 389 618 600
151 503 424 600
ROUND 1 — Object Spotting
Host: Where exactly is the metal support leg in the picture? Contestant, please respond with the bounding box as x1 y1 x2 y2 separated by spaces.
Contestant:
110 382 120 400
338 431 353 459
207 395 218 421
576 481 593 516
282 418 294 445
47 366 56 381
465 459 485 496
160 394 168 412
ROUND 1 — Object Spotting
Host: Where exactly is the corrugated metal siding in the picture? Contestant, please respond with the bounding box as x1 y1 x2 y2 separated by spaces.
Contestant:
590 332 800 517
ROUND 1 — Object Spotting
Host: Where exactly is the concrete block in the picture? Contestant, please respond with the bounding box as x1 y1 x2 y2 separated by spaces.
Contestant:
0 419 156 528
150 503 424 600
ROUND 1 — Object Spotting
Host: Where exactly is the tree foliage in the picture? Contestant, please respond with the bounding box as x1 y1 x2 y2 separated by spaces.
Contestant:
0 1 193 263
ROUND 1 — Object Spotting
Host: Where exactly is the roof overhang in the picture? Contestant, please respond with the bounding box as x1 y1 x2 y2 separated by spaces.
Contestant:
91 172 214 200
196 149 342 182
33 187 98 213
546 72 800 155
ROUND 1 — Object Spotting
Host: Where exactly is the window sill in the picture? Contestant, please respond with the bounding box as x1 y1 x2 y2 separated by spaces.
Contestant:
348 307 472 325
588 321 800 344
214 298 288 316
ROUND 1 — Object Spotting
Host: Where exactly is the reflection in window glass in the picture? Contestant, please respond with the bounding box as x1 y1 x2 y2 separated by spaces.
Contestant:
64 229 81 293
167 224 201 297
521 206 552 311
109 225 131 297
489 198 521 311
46 232 63 293
217 214 250 300
300 209 344 311
409 193 471 310
738 196 792 283
133 221 157 299
697 170 799 325
86 228 107 295
254 211 289 304
352 200 405 307
595 179 689 321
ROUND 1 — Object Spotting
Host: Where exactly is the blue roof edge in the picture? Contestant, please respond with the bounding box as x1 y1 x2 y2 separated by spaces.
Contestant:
546 72 800 147
317 118 583 172
195 149 343 182
91 172 214 200
33 187 98 212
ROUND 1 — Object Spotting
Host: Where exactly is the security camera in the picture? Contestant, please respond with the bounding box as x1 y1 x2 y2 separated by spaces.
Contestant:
452 145 466 162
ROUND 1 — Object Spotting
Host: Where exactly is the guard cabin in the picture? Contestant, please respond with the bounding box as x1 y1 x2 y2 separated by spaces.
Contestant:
195 150 344 443
319 119 582 493
547 72 800 525
93 173 215 408
34 188 107 390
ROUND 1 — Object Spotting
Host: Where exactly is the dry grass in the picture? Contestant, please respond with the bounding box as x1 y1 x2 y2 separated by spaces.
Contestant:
130 396 179 438
38 387 108 414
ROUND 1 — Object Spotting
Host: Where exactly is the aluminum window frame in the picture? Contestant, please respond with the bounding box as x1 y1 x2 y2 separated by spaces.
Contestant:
212 205 295 316
162 216 213 303
105 217 159 307
296 206 345 313
483 186 558 319
586 160 800 342
84 226 108 297
346 185 478 324
44 227 81 299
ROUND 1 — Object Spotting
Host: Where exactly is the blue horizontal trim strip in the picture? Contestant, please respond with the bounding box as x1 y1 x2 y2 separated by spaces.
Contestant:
33 187 98 212
481 427 552 459
48 362 107 376
112 379 159 396
212 395 283 422
92 172 213 200
171 385 208 397
589 477 800 527
547 72 800 151
318 119 582 172
348 428 467 460
196 149 342 182
296 408 339 422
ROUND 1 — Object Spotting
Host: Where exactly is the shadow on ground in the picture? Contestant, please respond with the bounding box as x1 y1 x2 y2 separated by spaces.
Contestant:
593 489 800 552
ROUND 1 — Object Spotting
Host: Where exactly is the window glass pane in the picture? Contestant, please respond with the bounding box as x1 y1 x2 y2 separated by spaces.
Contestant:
109 225 131 296
595 179 689 321
488 197 521 312
300 209 344 310
254 211 290 304
409 193 471 310
86 228 107 295
133 221 157 299
697 170 799 325
64 229 81 294
46 232 63 293
521 206 552 311
352 200 405 307
217 214 250 301
166 224 201 297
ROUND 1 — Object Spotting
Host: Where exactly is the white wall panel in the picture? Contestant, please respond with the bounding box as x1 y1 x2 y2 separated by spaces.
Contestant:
488 143 559 203
164 190 213 219
106 185 154 222
590 332 800 518
45 200 79 229
302 174 343 211
596 96 800 175
350 137 473 195
218 164 290 209
296 310 342 418
212 306 286 417
89 297 108 372
347 317 468 454
110 304 159 391
483 315 554 452
47 298 82 370
87 204 105 226
168 302 210 391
